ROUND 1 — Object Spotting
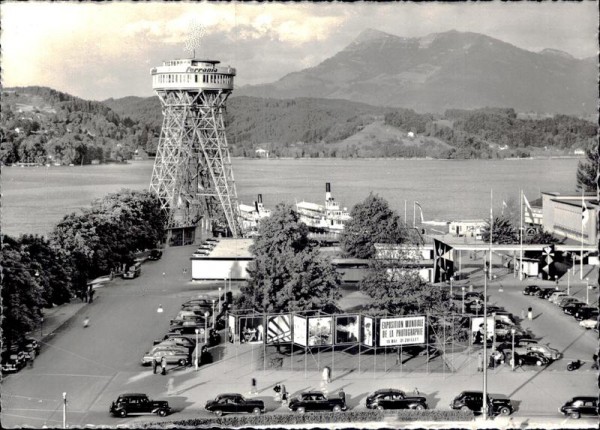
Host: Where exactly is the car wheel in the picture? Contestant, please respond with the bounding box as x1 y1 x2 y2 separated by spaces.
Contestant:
536 360 543 366
253 407 261 415
214 409 223 417
179 359 187 366
499 407 511 416
377 405 384 411
157 409 168 417
570 412 580 419
333 405 342 412
414 404 425 410
119 410 127 418
297 407 305 414
461 406 470 412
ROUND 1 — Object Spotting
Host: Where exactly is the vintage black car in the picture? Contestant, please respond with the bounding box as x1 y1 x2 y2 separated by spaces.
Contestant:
559 396 599 419
513 351 549 367
574 307 599 321
110 393 171 417
288 391 347 413
563 302 588 316
523 285 540 296
205 393 265 416
148 249 163 260
450 391 513 416
365 389 428 410
536 288 556 299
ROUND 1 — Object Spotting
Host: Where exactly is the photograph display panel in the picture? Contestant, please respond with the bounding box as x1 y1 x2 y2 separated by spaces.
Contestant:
362 316 374 347
266 314 292 343
293 315 307 346
238 316 265 344
378 316 426 346
307 316 333 346
470 316 496 344
228 314 237 343
335 315 360 344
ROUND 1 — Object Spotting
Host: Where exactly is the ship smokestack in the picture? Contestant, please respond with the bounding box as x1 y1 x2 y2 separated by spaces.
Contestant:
325 182 331 201
255 201 260 213
258 194 263 203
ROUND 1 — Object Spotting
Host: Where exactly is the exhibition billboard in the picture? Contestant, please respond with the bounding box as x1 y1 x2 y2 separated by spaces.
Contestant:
471 316 495 344
228 314 237 343
293 315 307 346
238 316 265 344
335 315 360 344
308 316 333 346
378 316 426 346
362 316 374 347
266 314 292 344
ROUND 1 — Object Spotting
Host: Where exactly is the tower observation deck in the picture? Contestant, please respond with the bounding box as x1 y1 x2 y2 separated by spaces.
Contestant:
149 59 242 241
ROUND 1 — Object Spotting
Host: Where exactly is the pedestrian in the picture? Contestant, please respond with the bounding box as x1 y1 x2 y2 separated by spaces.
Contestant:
520 308 525 320
152 358 158 374
477 353 483 372
83 316 90 328
161 356 167 375
592 353 599 370
338 388 346 405
323 366 331 383
281 384 288 405
527 307 533 321
88 289 95 304
413 387 420 395
29 349 36 368
251 377 257 395
273 384 281 401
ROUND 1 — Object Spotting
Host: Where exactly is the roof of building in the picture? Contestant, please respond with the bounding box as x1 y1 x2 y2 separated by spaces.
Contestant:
196 238 254 258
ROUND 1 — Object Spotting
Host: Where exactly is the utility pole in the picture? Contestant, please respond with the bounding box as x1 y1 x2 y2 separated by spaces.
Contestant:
62 392 67 429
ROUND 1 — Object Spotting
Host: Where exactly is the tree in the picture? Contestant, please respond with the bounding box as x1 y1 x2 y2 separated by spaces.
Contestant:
524 229 560 245
340 193 408 259
238 203 341 312
576 145 599 192
481 216 518 244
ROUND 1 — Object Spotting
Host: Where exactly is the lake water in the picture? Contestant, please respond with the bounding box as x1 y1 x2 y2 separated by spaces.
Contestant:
2 158 579 237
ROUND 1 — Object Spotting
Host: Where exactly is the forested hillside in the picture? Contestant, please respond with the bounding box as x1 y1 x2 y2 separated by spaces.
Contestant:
0 87 154 165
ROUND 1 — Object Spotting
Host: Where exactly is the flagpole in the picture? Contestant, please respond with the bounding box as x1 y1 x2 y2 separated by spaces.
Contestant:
519 190 524 281
580 189 584 280
489 189 493 280
413 201 416 228
405 200 407 225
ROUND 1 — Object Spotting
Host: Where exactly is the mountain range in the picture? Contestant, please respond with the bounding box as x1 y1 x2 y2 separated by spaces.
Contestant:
237 29 597 116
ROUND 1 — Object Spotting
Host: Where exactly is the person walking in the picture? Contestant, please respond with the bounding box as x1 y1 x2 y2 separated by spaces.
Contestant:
324 366 331 383
160 356 167 375
477 353 483 372
251 377 257 395
338 388 346 405
29 350 36 368
281 384 288 405
152 358 158 374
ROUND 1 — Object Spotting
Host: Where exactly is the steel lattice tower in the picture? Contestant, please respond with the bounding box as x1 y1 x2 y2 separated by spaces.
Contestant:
149 59 242 239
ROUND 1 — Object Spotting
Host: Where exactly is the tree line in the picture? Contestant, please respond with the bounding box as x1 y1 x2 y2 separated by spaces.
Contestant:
1 190 165 349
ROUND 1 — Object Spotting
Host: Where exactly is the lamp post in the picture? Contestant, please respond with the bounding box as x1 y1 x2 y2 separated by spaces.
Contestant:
482 275 488 420
461 286 465 315
450 276 454 300
585 277 590 305
218 287 222 313
62 392 67 429
212 299 216 328
40 317 44 337
567 269 570 295
491 312 497 352
194 328 199 371
204 311 209 344
510 328 516 371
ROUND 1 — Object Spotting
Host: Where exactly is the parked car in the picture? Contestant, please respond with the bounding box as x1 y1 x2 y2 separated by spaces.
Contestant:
563 302 588 316
496 339 539 361
192 251 210 257
205 393 265 416
154 337 196 351
141 348 189 366
574 307 599 321
365 389 428 410
288 391 347 413
512 351 550 367
182 298 212 308
559 396 599 419
148 249 163 261
494 322 527 340
579 318 598 330
548 291 568 304
494 313 517 326
123 262 142 279
556 297 580 308
166 328 220 346
19 338 40 355
527 344 561 361
170 313 208 326
536 288 555 299
450 391 513 416
110 393 171 417
523 285 540 296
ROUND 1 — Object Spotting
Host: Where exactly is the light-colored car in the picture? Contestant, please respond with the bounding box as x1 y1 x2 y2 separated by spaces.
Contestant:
579 318 598 329
141 346 189 365
157 337 195 351
548 291 568 304
556 297 579 308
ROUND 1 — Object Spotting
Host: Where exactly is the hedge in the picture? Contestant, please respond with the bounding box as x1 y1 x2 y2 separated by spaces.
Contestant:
140 410 384 428
140 408 474 428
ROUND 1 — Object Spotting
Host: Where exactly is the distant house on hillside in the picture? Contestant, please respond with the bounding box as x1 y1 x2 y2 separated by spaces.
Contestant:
573 148 585 155
255 148 269 158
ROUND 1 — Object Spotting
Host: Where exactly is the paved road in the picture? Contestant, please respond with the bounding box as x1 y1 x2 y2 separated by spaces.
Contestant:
1 247 597 428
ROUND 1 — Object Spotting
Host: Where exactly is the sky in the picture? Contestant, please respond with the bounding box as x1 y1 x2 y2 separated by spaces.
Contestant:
1 1 598 101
